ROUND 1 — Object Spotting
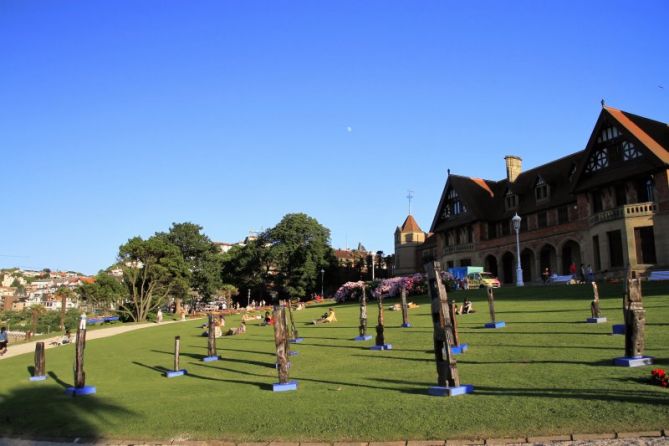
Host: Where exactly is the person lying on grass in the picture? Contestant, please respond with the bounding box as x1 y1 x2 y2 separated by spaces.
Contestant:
225 321 247 336
313 308 337 324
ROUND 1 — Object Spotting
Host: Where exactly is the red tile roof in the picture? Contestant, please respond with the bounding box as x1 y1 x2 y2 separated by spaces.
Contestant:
400 215 423 233
605 106 669 164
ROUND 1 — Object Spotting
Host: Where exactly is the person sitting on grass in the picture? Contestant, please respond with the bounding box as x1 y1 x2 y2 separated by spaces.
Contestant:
225 321 247 336
459 299 474 314
261 311 274 326
313 308 337 324
0 326 8 356
61 329 72 344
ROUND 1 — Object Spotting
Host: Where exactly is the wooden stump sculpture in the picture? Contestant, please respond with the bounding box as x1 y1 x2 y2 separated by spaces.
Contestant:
484 287 506 328
272 306 297 391
370 292 391 350
66 314 96 395
449 303 460 347
425 261 472 395
355 286 371 341
202 313 219 362
614 276 652 366
400 287 410 327
31 341 46 381
166 335 187 377
286 299 302 342
591 282 601 318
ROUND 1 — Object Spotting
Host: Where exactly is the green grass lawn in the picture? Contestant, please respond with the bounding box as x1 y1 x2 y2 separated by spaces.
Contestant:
1 282 668 442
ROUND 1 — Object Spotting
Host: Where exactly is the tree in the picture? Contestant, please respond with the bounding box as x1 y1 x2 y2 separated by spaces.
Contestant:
54 286 76 330
117 235 190 322
159 222 223 301
77 273 126 310
262 213 333 299
221 239 271 299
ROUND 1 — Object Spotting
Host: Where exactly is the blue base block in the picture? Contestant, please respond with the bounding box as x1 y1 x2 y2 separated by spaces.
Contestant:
612 324 626 335
165 370 187 378
289 337 304 343
613 356 654 367
65 386 96 396
272 380 298 392
401 323 412 328
202 355 220 362
586 317 607 323
451 344 469 355
428 384 474 397
288 351 299 356
29 375 47 382
484 321 506 328
370 344 393 350
354 335 373 341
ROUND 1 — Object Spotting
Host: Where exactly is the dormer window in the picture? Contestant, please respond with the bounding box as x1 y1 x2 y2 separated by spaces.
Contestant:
505 191 518 210
535 177 549 201
443 188 466 218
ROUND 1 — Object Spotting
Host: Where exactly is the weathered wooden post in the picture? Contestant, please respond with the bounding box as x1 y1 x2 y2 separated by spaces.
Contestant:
354 285 372 341
30 342 47 381
370 292 391 350
614 277 653 367
272 305 297 391
287 299 303 343
484 287 506 328
202 313 219 362
449 302 468 354
425 261 473 396
400 287 411 328
166 335 187 378
587 282 607 323
65 314 96 395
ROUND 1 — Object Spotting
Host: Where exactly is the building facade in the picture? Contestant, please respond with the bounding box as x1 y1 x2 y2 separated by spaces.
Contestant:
394 215 427 275
424 106 669 284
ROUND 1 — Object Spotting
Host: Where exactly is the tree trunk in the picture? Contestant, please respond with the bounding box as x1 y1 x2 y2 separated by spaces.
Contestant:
487 287 496 323
74 322 87 388
624 278 645 358
174 336 181 371
375 295 385 346
591 282 600 318
401 287 409 326
34 342 45 377
273 307 289 384
359 286 368 336
425 261 459 388
207 313 216 357
60 294 67 330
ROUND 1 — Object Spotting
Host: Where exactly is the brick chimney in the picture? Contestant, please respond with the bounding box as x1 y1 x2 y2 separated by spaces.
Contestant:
505 155 522 183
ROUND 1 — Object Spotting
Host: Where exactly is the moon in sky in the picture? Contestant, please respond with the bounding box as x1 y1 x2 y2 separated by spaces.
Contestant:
347 126 352 133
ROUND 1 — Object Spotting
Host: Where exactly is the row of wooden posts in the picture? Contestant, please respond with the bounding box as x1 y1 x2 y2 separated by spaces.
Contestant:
32 261 649 394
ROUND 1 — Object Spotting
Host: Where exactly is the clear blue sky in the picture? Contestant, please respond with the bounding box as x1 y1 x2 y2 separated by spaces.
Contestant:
1 1 667 275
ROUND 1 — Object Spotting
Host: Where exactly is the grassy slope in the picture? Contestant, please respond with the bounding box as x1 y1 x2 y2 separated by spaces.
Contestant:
1 282 668 441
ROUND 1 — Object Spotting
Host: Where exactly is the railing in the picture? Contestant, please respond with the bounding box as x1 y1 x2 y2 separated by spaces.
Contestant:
589 202 656 226
442 243 474 255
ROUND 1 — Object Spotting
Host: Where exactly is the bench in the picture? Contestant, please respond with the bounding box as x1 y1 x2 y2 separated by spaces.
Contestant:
649 271 669 281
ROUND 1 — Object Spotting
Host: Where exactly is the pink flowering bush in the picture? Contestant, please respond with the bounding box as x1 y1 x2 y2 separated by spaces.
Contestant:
334 281 367 303
334 270 456 302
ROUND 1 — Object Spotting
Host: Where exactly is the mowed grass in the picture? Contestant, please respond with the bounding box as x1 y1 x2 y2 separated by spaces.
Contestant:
1 282 669 442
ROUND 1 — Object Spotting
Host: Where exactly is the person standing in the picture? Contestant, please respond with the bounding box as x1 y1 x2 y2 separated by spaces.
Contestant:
157 308 163 323
0 326 8 356
586 264 594 282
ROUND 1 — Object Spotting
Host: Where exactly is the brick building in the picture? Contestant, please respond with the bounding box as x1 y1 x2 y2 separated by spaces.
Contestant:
423 105 669 284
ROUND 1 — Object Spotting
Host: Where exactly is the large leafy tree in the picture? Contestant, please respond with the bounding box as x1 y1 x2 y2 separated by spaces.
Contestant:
221 239 271 298
158 222 223 301
263 213 333 299
77 273 126 310
117 235 190 321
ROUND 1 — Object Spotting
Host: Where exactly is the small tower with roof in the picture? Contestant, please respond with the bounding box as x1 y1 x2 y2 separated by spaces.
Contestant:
394 215 426 275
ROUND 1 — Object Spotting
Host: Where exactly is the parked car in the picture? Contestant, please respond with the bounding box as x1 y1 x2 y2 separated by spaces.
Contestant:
466 272 501 288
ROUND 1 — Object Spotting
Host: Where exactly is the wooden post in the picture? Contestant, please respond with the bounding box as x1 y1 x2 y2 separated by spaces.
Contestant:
60 293 67 330
74 314 87 388
591 282 600 318
34 341 45 377
425 261 459 388
487 287 496 323
401 287 409 326
375 294 385 346
207 313 216 357
174 336 181 371
449 303 460 347
273 306 289 384
624 278 645 358
359 286 368 337
286 299 298 339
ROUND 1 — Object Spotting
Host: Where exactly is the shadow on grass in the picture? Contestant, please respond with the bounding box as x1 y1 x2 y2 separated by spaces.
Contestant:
352 353 431 363
131 361 170 374
474 385 669 406
0 374 136 440
463 358 614 367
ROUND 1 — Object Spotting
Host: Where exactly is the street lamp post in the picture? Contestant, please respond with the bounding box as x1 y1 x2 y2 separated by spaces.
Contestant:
371 252 375 281
512 213 524 287
320 269 325 297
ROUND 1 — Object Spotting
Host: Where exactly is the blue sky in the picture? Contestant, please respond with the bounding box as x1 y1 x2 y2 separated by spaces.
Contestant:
1 1 667 275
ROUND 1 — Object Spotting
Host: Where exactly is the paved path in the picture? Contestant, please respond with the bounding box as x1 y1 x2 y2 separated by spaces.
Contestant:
0 319 193 360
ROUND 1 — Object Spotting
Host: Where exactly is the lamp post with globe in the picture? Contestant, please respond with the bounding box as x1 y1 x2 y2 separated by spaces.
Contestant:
512 213 524 287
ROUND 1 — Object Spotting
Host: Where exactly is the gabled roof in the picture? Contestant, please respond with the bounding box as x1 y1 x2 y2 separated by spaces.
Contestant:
399 215 424 234
606 106 669 164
